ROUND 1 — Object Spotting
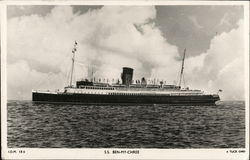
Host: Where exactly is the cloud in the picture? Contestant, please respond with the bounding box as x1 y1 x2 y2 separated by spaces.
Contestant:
185 20 244 100
188 16 203 29
8 6 245 101
8 6 180 100
219 12 232 26
7 60 65 100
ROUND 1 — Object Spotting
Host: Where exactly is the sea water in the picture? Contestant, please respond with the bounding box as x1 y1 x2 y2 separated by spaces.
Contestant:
7 101 245 148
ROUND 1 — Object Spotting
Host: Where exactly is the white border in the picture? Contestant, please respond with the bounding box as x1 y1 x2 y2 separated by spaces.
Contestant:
1 0 250 6
1 1 249 160
1 2 8 159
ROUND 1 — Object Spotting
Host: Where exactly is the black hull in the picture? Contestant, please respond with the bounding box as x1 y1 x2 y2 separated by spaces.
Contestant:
32 92 220 105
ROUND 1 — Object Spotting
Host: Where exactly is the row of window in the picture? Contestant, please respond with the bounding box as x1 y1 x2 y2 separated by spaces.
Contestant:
109 93 148 96
71 91 202 96
80 87 115 90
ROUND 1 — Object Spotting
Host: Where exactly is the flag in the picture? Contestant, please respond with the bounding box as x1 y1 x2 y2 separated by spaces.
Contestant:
72 47 77 53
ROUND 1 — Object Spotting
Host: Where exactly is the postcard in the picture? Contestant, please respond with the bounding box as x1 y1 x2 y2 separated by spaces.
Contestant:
1 1 249 159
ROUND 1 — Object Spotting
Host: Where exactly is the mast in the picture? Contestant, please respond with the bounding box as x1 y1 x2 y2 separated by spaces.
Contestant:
69 41 77 87
91 67 94 82
90 66 94 82
178 48 186 87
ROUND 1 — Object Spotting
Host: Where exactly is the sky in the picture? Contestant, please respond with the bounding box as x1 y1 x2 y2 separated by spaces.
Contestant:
7 5 245 100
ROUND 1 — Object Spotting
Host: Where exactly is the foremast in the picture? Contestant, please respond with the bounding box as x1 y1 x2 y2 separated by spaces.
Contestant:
69 41 78 87
178 48 186 88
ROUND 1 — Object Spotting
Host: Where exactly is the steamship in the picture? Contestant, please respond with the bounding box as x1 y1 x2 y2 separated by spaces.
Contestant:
32 42 220 105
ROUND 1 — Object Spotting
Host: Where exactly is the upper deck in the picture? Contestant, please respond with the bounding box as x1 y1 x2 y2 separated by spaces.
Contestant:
32 85 204 96
55 80 205 95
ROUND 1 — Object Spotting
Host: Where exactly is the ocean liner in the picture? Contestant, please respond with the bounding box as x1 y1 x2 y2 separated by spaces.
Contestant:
32 42 220 105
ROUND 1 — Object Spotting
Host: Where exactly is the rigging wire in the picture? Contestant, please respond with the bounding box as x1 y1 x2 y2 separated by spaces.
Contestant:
182 74 186 88
65 64 71 87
